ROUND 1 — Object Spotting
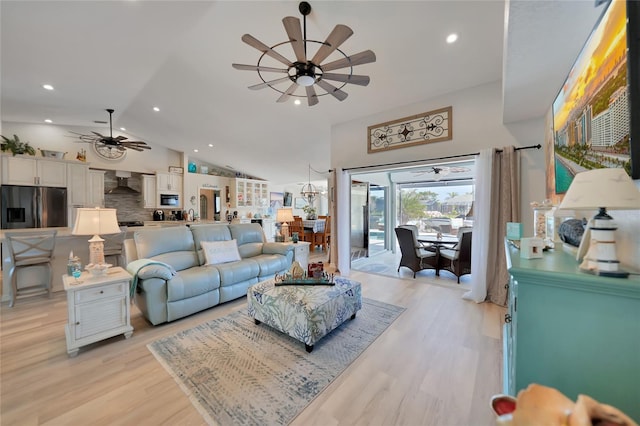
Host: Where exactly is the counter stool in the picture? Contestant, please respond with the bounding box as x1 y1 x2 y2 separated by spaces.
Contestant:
5 230 57 307
103 229 127 267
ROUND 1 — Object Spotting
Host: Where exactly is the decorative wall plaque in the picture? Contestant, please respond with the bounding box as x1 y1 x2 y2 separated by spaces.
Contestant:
367 106 452 153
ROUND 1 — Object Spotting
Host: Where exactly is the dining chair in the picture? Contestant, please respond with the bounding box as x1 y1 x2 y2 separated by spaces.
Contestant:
5 230 58 307
312 216 330 252
292 216 313 243
103 228 127 267
437 227 472 283
395 226 438 278
398 224 435 251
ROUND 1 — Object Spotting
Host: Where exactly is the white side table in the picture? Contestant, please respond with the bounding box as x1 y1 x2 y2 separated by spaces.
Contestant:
63 266 133 357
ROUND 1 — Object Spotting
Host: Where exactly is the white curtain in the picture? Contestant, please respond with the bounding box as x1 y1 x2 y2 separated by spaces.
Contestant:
336 168 352 275
464 146 520 306
463 149 493 303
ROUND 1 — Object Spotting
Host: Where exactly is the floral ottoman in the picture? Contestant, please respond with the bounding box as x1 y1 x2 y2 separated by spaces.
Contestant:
247 277 362 352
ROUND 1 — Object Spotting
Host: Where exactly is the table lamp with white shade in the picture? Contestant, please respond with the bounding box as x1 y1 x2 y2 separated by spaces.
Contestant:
72 207 121 275
277 208 294 242
557 168 640 277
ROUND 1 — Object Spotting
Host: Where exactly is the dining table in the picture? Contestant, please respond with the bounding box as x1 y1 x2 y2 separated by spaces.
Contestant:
302 219 326 233
417 233 458 248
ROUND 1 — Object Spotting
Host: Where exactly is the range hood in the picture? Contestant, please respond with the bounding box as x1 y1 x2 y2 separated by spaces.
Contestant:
106 171 140 194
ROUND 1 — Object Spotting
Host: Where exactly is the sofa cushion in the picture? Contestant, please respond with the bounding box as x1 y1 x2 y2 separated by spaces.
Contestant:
134 226 198 271
190 224 233 265
252 253 290 277
214 258 260 286
229 223 265 258
166 266 221 302
201 239 241 265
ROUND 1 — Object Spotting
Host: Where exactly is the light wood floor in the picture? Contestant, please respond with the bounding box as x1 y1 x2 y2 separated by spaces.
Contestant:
1 266 505 426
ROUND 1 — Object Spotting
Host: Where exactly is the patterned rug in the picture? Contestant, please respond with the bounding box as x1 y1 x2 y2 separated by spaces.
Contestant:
148 298 405 425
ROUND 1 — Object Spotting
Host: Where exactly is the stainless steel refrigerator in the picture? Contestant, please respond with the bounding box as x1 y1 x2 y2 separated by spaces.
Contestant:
1 185 67 229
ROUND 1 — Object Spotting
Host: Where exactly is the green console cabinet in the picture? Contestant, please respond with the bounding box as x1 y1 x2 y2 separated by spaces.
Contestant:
504 241 640 422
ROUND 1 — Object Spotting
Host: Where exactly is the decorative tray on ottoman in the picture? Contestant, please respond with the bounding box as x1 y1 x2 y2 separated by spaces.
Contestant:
274 272 335 286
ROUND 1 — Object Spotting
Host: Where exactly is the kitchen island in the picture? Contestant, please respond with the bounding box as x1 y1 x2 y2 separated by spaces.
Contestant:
1 227 138 302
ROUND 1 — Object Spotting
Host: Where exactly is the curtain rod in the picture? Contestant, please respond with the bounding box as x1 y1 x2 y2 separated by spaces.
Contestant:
342 144 541 172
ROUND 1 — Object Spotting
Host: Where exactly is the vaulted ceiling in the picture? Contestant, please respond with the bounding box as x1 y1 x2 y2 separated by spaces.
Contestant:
1 1 604 184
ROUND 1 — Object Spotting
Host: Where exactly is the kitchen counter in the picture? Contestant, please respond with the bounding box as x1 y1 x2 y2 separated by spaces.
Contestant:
142 220 227 227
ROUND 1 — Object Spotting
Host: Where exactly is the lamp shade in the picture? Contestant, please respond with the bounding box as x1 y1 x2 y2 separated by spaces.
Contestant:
557 168 640 211
72 208 121 236
276 207 294 223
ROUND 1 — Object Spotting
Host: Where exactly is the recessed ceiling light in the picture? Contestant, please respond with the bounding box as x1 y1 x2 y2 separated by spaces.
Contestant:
208 144 213 147
446 33 458 44
120 127 126 131
153 106 160 112
44 119 52 123
294 99 301 105
42 84 54 91
193 149 199 153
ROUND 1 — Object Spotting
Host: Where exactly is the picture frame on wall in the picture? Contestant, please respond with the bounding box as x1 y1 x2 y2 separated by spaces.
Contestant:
367 106 453 153
283 191 292 207
270 192 284 209
294 197 307 209
548 0 639 202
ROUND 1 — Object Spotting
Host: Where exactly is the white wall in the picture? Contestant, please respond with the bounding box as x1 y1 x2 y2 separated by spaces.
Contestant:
1 122 181 173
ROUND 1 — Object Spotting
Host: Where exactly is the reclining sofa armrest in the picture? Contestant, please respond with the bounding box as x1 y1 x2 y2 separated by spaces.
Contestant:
262 242 294 256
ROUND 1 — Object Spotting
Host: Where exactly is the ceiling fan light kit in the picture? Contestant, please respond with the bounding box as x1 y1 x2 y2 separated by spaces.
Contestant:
71 109 151 160
232 1 376 106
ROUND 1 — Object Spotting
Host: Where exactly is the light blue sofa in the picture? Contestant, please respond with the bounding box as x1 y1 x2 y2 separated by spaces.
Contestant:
124 223 293 325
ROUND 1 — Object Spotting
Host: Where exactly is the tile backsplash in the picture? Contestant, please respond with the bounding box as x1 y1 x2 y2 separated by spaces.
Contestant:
102 170 157 222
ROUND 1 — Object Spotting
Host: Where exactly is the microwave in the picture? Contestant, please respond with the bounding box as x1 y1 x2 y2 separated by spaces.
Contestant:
159 193 179 206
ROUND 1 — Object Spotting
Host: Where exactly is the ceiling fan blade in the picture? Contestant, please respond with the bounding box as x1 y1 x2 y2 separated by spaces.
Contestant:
91 131 106 137
114 135 128 141
232 63 288 73
249 76 292 90
277 83 298 103
321 73 370 86
311 24 353 65
241 34 293 67
282 16 306 63
320 49 376 72
76 134 98 143
305 86 319 106
315 79 348 101
120 140 149 146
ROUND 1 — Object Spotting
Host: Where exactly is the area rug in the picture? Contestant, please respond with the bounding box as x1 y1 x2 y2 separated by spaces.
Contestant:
148 298 405 426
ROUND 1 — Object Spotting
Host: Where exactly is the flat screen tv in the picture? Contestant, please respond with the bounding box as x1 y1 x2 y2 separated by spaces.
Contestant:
552 0 639 194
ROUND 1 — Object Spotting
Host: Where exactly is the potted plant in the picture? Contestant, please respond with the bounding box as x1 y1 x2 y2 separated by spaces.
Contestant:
1 134 36 156
303 205 317 220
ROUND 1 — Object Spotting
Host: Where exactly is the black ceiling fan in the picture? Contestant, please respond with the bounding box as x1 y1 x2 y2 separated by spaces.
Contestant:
232 1 376 106
72 109 151 152
411 166 471 179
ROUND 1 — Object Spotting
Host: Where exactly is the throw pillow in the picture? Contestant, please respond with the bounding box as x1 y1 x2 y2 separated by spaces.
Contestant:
201 240 241 265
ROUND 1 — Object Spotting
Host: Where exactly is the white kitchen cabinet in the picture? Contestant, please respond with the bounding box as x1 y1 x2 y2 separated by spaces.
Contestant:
156 172 182 192
88 169 105 208
141 174 157 208
67 163 89 206
63 267 133 357
235 178 268 208
1 155 67 187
